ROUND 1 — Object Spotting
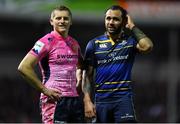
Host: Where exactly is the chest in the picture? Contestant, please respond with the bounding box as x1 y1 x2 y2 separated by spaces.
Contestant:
94 40 134 60
49 40 79 65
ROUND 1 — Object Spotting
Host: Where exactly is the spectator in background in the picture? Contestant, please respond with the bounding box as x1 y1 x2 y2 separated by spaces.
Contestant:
18 5 84 123
82 5 153 123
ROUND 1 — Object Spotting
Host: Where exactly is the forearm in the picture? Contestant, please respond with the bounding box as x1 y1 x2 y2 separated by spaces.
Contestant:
125 15 153 53
18 65 46 93
76 69 82 83
132 26 153 53
82 70 92 103
76 55 84 92
83 82 92 102
132 26 146 41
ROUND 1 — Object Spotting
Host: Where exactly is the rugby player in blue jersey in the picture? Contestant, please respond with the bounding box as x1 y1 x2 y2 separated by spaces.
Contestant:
82 5 153 123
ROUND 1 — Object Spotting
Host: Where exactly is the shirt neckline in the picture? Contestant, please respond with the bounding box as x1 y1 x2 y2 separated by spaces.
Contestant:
51 31 69 41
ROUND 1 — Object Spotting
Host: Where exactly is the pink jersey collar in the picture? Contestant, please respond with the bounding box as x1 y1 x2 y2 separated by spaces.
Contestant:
51 31 70 40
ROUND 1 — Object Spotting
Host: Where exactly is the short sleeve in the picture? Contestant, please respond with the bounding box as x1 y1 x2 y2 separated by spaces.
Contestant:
84 40 95 67
29 40 49 60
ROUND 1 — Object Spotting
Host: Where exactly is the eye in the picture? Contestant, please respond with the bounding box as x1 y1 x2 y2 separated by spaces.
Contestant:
63 17 69 21
55 17 69 21
113 17 120 21
106 17 111 21
55 17 62 20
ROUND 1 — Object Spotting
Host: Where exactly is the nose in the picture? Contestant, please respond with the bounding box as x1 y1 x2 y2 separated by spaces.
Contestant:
59 18 65 23
109 19 114 24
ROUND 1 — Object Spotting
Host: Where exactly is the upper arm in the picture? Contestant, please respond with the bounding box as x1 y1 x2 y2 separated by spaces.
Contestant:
18 39 48 73
86 65 94 82
83 40 95 82
84 40 95 67
82 65 94 92
18 53 39 72
77 48 84 69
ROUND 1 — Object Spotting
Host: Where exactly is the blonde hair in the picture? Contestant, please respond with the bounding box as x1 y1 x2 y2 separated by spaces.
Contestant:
50 5 72 19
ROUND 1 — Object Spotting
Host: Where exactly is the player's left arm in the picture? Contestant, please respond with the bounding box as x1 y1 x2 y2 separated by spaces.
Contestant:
126 15 153 53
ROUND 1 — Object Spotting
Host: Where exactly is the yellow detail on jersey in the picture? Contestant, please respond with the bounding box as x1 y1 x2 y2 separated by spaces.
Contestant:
95 39 115 45
96 87 129 92
108 36 115 45
95 50 110 54
96 81 131 87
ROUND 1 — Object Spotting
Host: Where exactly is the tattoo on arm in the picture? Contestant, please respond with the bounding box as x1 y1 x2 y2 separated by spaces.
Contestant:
83 80 91 94
132 26 147 41
82 68 93 94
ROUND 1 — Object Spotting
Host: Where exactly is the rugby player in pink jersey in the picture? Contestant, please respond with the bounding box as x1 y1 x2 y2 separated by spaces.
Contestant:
18 5 84 123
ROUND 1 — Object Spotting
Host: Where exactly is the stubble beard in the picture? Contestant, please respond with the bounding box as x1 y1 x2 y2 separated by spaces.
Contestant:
107 26 122 35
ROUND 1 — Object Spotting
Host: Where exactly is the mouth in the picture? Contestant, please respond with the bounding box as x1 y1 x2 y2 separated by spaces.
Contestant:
108 27 116 31
58 25 67 29
108 27 114 29
59 25 66 27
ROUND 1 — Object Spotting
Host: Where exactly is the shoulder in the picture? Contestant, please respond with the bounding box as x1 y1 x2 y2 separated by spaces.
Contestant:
91 34 107 42
69 36 78 44
126 35 137 45
38 33 55 45
32 33 55 54
123 30 136 41
68 36 80 48
87 34 108 46
121 31 137 45
85 34 106 50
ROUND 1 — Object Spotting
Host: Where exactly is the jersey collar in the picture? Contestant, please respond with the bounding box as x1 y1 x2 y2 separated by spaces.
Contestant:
51 31 69 40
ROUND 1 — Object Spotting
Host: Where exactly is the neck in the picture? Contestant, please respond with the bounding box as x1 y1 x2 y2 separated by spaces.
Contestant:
107 31 122 43
54 30 68 38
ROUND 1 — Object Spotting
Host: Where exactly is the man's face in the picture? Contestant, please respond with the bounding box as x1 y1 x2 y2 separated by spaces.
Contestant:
50 10 72 35
105 9 123 35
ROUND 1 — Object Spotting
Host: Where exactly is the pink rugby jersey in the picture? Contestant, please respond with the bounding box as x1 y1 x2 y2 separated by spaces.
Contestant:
29 31 81 97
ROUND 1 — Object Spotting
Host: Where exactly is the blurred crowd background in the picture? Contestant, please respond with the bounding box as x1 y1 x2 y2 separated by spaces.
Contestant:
0 0 180 123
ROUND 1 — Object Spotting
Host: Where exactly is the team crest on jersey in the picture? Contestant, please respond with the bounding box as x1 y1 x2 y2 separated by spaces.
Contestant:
66 40 72 47
99 43 107 48
32 41 44 54
48 37 53 42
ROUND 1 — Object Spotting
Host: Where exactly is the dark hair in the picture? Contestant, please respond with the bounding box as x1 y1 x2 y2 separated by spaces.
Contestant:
51 5 72 19
105 5 127 21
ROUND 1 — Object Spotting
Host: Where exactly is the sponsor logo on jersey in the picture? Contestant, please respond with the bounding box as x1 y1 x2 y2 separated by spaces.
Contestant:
56 54 78 64
108 52 116 58
32 41 44 54
120 40 127 46
97 55 129 64
57 54 78 59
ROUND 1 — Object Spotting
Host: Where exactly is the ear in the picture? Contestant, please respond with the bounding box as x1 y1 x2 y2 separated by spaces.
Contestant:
50 19 53 26
70 19 72 25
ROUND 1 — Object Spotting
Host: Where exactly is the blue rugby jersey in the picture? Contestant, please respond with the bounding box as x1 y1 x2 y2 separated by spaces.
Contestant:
84 33 138 102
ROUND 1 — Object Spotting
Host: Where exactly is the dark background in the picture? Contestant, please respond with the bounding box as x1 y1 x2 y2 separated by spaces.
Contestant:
0 0 180 123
